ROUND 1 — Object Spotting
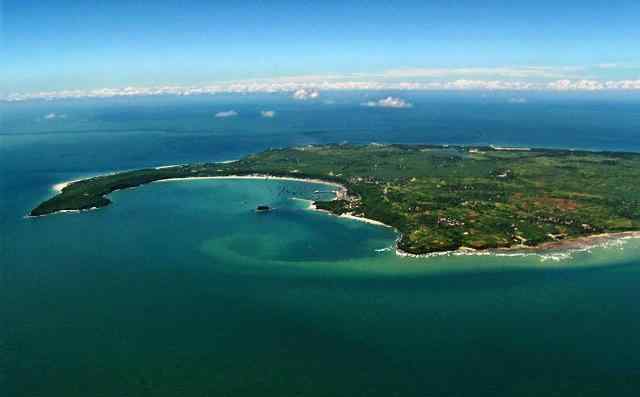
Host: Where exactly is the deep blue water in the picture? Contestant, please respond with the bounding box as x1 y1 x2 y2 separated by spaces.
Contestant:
2 92 640 396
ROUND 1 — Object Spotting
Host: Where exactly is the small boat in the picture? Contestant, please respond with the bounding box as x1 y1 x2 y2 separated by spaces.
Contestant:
255 205 272 212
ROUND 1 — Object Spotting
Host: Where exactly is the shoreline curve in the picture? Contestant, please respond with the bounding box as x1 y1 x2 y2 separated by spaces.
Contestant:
33 172 640 259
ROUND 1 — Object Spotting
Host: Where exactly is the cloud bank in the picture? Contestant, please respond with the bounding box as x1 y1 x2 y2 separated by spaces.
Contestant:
292 89 320 100
4 65 640 102
215 110 238 118
260 110 276 118
362 97 413 108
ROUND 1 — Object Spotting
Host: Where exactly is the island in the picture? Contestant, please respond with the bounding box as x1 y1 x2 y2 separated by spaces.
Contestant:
30 144 640 255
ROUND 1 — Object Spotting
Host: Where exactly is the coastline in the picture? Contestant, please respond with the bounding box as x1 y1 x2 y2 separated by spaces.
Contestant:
24 206 101 219
154 164 185 169
44 172 389 228
395 231 640 259
305 200 392 228
154 159 237 170
52 170 120 193
53 160 242 192
153 174 349 198
53 179 84 193
39 172 640 260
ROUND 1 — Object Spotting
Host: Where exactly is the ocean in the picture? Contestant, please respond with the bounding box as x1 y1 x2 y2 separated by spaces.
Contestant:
2 92 640 396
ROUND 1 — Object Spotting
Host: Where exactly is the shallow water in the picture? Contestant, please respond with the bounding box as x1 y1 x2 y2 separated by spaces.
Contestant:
3 94 640 396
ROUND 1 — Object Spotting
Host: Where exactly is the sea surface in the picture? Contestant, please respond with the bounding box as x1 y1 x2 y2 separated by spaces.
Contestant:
2 92 640 396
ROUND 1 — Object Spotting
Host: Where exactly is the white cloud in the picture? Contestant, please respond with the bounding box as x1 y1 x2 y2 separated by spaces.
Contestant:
5 70 640 102
441 80 537 90
546 79 640 91
215 110 238 118
260 110 276 118
44 112 67 120
546 79 606 91
292 89 320 100
362 97 413 108
508 97 528 104
605 80 640 89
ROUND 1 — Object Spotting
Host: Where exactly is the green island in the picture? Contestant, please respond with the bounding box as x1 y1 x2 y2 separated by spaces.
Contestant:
31 144 640 255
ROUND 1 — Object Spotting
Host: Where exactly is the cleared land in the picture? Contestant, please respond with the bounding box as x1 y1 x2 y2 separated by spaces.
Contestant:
31 144 640 255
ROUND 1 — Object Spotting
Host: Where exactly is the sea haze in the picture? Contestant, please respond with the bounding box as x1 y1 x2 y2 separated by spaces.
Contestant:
2 92 640 396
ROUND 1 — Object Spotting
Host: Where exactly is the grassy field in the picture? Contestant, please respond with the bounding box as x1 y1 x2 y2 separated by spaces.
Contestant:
32 144 640 254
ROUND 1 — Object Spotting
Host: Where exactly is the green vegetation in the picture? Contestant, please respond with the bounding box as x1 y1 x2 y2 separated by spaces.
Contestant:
32 144 640 254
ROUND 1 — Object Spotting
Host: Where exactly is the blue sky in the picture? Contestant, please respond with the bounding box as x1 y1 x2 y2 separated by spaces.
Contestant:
3 0 640 97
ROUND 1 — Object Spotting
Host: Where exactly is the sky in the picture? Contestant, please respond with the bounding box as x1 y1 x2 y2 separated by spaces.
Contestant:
3 0 640 99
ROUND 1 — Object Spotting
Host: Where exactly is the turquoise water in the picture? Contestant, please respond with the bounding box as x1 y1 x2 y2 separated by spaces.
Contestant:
3 94 640 396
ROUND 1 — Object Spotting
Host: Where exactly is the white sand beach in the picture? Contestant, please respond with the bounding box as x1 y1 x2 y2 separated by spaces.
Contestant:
155 175 393 228
155 164 185 169
53 179 83 192
153 174 348 193
338 213 392 227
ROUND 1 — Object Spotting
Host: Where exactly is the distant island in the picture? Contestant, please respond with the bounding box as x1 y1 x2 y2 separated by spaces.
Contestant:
31 144 640 255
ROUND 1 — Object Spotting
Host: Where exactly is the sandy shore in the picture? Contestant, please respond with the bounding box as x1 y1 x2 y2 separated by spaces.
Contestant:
24 206 100 219
305 200 392 228
54 160 241 191
157 176 389 228
53 179 84 193
338 213 391 227
52 170 120 192
506 231 640 253
155 164 185 169
155 160 237 169
156 175 391 227
395 231 640 259
154 174 348 194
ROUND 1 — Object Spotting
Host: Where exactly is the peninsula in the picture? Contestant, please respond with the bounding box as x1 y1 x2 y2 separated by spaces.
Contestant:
31 144 640 255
